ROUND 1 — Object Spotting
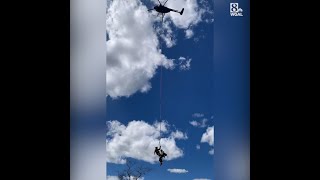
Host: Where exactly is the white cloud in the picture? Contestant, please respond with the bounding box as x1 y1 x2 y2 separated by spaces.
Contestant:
201 126 214 146
106 0 214 98
209 148 214 155
107 176 144 180
178 57 192 71
196 144 200 150
190 121 199 126
200 118 208 128
193 179 211 180
185 29 194 39
192 113 204 118
190 118 208 128
157 21 176 48
165 0 206 29
106 0 175 98
106 0 212 98
167 168 189 173
128 177 144 180
170 130 188 140
106 120 186 164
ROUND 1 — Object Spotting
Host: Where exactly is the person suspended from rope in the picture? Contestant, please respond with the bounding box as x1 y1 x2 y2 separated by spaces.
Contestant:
160 149 167 158
158 149 168 166
154 146 168 166
159 155 164 166
154 146 162 156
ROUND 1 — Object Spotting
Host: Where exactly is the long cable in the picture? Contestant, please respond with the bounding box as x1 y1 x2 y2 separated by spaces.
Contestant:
159 64 163 146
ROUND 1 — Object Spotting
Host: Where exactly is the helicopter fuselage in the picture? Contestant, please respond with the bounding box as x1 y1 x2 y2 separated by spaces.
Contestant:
154 5 172 14
149 1 184 22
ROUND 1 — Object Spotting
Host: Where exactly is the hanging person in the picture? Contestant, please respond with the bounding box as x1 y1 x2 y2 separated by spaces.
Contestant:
159 155 164 166
154 146 163 165
158 149 168 166
154 146 168 166
154 146 162 156
159 149 168 166
160 149 167 158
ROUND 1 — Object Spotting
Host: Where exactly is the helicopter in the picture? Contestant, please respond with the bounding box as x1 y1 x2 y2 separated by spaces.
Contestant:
148 0 184 22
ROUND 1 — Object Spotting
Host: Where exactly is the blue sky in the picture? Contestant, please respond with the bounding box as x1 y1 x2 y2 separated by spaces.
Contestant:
105 0 242 180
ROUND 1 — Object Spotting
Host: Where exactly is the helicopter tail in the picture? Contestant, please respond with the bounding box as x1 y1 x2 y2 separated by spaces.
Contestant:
180 8 184 15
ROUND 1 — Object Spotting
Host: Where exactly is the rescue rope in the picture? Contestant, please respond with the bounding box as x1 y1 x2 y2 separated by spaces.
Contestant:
159 64 163 146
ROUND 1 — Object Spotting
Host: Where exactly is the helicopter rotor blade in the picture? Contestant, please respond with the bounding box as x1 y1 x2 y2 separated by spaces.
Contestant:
157 0 162 5
163 0 169 6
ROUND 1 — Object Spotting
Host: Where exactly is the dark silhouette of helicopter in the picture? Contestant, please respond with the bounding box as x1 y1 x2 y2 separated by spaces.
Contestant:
148 0 184 22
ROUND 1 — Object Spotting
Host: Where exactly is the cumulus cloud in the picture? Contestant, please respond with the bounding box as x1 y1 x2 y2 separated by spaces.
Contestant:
190 118 208 128
165 0 207 29
157 21 176 48
106 120 187 164
106 0 213 98
196 144 200 150
185 29 194 39
167 168 189 173
154 0 214 47
106 0 175 98
201 126 214 146
151 0 213 29
192 113 204 118
200 126 214 155
190 121 199 127
107 176 144 180
178 57 192 71
170 130 188 140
